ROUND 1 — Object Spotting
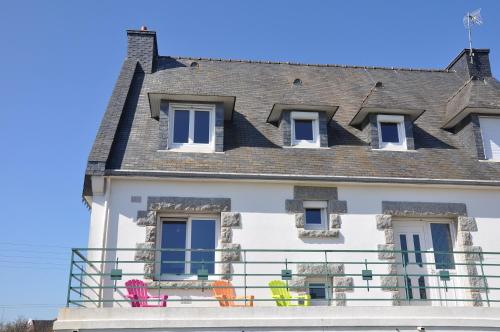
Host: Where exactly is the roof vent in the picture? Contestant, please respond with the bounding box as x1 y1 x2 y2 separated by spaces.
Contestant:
375 81 383 87
140 26 148 31
190 61 199 68
293 78 302 86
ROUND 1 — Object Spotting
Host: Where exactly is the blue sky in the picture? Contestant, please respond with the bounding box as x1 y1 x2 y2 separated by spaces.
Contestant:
0 0 499 321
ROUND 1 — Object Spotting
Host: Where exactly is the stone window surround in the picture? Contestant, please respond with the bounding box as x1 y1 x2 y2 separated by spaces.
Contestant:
376 200 484 306
134 196 241 289
285 186 347 239
159 101 225 153
364 114 415 150
280 110 328 148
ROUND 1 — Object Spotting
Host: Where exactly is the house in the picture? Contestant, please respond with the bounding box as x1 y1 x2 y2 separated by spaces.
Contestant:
54 28 500 332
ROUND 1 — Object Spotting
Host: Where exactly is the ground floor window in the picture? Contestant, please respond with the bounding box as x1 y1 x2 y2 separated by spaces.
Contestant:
308 283 327 300
160 217 217 276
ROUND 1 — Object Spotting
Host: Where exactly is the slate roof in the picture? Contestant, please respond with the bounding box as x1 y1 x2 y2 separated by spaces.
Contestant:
444 77 500 127
85 38 500 196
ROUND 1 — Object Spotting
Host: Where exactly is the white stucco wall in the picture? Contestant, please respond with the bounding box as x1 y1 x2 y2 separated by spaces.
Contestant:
85 177 500 308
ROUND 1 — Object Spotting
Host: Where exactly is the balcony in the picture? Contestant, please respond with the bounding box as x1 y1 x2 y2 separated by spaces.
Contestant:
53 247 500 331
65 247 499 308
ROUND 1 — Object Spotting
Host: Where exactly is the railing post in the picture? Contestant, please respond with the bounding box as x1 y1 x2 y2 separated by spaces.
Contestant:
324 251 330 306
479 252 490 307
401 252 410 305
243 250 247 306
66 249 75 307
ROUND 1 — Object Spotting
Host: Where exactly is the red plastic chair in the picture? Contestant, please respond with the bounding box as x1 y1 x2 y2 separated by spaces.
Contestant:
125 279 168 307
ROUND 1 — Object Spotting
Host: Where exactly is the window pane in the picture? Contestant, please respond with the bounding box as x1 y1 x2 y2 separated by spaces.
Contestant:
430 223 455 270
161 221 187 274
194 111 210 144
173 110 190 143
294 119 313 141
406 277 413 300
305 208 322 224
309 283 326 299
190 220 216 274
413 234 423 267
418 276 427 300
399 234 409 266
380 122 400 143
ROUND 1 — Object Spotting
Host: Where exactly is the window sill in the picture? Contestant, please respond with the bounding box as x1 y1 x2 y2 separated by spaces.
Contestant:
371 148 415 152
146 280 214 290
479 159 500 163
298 229 339 238
284 145 328 150
157 149 223 154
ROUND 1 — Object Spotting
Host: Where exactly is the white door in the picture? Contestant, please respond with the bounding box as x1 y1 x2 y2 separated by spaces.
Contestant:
393 220 460 306
394 224 430 305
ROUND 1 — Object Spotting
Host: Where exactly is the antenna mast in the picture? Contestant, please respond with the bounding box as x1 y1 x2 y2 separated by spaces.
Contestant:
463 9 483 64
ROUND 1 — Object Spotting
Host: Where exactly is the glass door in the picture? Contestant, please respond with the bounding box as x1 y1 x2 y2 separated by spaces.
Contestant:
394 224 430 305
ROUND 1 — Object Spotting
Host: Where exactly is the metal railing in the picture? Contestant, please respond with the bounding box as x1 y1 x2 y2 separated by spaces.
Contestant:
66 248 500 307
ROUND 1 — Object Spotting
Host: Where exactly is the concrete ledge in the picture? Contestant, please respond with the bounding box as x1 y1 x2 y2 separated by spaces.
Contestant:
54 306 500 331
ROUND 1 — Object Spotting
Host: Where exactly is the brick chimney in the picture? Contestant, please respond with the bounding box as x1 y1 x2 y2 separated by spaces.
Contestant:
446 49 492 79
126 27 158 74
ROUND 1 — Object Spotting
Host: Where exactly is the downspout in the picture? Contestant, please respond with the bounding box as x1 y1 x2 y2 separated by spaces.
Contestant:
98 177 112 307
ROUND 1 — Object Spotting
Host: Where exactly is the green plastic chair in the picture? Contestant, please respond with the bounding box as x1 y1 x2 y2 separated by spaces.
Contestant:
268 280 311 306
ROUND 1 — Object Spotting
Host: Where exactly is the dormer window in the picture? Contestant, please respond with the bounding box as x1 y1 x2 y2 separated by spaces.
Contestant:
168 103 215 152
291 111 320 148
377 115 407 150
479 117 500 161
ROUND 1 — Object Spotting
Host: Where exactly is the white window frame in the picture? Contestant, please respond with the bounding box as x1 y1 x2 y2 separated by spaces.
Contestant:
168 103 216 152
291 111 320 148
479 116 500 161
377 114 407 151
156 215 220 280
303 201 328 230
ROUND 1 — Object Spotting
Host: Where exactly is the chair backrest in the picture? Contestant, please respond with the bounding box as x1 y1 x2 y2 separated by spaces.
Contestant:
125 279 149 307
268 280 292 306
212 280 237 306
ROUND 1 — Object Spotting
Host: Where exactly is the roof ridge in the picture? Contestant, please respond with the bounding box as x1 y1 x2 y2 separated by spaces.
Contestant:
159 55 453 73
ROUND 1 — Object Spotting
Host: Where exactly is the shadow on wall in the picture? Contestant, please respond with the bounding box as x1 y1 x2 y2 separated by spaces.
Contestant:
413 126 455 150
328 121 367 147
224 112 281 151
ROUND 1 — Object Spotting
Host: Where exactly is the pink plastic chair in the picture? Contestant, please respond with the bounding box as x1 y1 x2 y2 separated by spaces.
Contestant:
125 279 168 307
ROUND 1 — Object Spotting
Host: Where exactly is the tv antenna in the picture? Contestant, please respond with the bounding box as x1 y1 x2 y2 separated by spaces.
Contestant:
463 8 483 63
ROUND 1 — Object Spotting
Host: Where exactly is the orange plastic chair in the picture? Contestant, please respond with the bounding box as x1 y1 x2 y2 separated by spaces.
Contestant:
211 280 254 307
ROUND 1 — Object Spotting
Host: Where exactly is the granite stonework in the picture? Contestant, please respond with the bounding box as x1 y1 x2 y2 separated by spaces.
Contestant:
221 212 241 227
382 201 467 217
286 186 347 239
298 229 339 238
379 202 485 306
289 263 351 306
134 196 242 283
148 196 231 213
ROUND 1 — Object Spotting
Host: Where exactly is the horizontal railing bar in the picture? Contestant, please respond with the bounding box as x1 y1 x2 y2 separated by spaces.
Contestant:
73 250 101 274
69 297 500 303
74 272 500 279
73 248 500 255
78 259 500 267
71 284 499 291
